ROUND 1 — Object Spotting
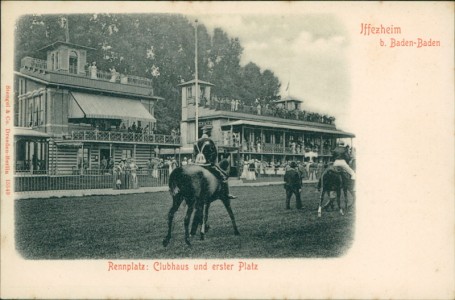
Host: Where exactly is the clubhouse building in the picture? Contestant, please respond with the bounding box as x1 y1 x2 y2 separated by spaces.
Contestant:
14 41 180 175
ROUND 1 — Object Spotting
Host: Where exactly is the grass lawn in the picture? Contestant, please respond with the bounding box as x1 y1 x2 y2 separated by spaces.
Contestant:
15 185 355 259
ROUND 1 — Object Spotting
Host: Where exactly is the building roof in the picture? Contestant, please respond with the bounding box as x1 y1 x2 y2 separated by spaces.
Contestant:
15 71 161 100
221 120 355 137
275 95 303 103
37 41 96 52
177 79 215 87
14 127 50 138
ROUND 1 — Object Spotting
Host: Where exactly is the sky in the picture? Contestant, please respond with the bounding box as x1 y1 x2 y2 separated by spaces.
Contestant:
197 14 352 131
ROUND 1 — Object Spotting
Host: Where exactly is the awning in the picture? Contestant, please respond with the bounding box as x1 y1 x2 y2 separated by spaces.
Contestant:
14 127 50 138
221 120 355 138
69 92 156 122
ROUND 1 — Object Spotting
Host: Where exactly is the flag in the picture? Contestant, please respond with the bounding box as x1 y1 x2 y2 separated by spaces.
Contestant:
285 81 290 91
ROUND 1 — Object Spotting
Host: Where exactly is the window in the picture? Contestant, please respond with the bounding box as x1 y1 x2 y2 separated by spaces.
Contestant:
39 95 45 125
23 94 46 127
34 96 39 126
186 86 193 99
69 51 78 74
200 86 206 99
77 148 90 169
55 52 59 70
122 149 132 159
28 98 33 127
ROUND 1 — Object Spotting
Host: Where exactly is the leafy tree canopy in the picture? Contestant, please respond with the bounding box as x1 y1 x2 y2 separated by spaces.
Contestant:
15 14 282 134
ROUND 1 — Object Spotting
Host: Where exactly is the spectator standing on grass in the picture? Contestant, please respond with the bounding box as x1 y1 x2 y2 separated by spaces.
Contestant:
151 158 159 178
115 159 126 189
130 159 138 189
146 159 153 175
284 161 303 210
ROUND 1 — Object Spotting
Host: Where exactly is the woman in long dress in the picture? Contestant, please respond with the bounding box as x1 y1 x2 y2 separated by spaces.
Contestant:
240 160 248 179
247 160 256 180
130 159 138 189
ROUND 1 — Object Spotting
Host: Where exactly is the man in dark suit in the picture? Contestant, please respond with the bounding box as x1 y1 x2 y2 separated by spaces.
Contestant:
284 161 303 209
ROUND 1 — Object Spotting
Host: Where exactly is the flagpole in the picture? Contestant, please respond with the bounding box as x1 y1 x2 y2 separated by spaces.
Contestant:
194 19 199 141
287 68 291 98
65 16 70 43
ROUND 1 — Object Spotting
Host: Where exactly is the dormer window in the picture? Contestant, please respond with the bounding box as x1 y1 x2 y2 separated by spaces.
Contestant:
69 51 78 74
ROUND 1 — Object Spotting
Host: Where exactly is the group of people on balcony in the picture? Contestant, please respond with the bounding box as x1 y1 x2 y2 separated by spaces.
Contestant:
204 97 336 125
87 62 127 84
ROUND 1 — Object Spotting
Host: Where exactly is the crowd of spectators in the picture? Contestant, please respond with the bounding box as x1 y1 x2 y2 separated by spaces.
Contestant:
239 158 327 181
239 144 354 181
203 97 336 125
238 137 332 155
79 119 182 139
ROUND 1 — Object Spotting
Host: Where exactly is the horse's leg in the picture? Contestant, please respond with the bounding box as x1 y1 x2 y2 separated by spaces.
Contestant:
318 189 325 217
343 186 348 211
221 198 240 235
337 189 344 216
348 180 356 211
190 207 202 236
163 194 184 247
200 202 207 240
184 201 195 246
203 202 211 233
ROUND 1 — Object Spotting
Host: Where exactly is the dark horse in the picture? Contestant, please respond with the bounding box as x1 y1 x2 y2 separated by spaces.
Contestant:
163 137 240 247
162 163 240 247
317 167 355 217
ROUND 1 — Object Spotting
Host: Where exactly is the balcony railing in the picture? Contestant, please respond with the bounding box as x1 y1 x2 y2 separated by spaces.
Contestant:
69 130 181 145
21 57 153 88
221 140 333 156
199 99 336 126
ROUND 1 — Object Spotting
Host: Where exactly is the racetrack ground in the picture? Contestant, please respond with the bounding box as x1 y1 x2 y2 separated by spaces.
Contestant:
15 185 355 259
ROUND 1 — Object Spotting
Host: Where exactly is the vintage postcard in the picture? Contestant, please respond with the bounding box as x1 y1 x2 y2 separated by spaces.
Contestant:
1 1 454 299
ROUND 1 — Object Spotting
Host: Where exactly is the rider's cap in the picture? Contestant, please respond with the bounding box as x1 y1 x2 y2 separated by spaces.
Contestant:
290 161 297 168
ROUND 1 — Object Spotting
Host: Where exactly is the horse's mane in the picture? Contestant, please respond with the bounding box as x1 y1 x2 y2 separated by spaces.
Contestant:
219 159 229 172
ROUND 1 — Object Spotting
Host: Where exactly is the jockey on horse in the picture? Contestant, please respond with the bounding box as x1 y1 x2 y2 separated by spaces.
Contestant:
194 128 237 200
317 140 356 191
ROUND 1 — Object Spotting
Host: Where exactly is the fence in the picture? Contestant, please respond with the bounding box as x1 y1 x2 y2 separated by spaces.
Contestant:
14 169 170 193
70 131 181 145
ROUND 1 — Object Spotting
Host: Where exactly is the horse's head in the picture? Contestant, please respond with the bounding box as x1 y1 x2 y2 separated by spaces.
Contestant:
219 159 230 173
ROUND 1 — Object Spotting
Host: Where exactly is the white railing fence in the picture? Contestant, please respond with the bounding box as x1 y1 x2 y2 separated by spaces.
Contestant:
14 169 170 193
